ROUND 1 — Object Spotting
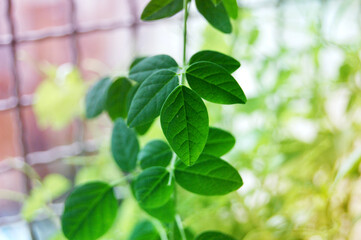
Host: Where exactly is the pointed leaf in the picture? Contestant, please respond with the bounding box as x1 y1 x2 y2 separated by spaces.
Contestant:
195 0 232 34
203 127 235 157
186 61 247 104
175 154 243 195
85 77 112 118
129 220 160 240
136 120 154 136
111 119 139 172
105 77 132 120
129 55 178 83
134 166 174 208
189 50 240 73
223 0 238 19
128 70 178 127
161 86 209 166
196 231 236 240
61 182 118 240
139 140 173 169
141 0 183 21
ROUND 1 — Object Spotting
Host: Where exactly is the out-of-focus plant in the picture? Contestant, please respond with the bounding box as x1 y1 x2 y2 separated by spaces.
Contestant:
33 63 85 129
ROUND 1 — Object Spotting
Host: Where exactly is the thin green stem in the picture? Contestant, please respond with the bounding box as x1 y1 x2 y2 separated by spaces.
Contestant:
167 152 177 185
181 0 189 85
175 214 187 240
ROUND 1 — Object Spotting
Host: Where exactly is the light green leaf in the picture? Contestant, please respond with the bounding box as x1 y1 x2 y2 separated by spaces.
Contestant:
175 154 243 195
141 0 183 21
186 61 247 104
189 50 240 73
195 231 236 240
129 55 178 83
106 77 132 120
223 0 238 19
203 127 235 157
61 182 118 240
161 86 209 166
334 147 361 184
128 70 178 127
111 119 139 172
195 0 232 34
129 220 160 240
85 77 112 118
134 167 174 208
139 140 173 169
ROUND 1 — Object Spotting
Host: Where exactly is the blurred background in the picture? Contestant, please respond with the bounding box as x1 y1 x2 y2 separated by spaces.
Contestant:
0 0 361 239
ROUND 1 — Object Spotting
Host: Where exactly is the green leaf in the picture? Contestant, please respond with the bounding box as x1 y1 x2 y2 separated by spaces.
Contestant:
142 195 175 223
203 127 235 157
169 222 194 240
129 220 160 240
175 154 243 195
141 0 183 21
61 182 118 240
129 55 178 83
223 0 238 19
134 167 174 208
111 119 139 172
85 77 112 118
128 70 179 127
105 77 132 120
139 140 173 169
136 120 154 136
189 50 240 73
161 86 209 166
211 0 222 5
186 61 247 104
130 57 147 70
195 231 236 240
195 0 232 34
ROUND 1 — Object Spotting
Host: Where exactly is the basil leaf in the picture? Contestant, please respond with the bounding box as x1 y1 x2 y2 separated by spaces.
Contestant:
203 127 235 157
129 220 160 240
195 231 236 240
189 50 240 73
111 119 139 172
141 0 183 21
139 140 173 169
128 70 178 127
186 61 247 104
105 77 132 120
195 0 232 34
175 154 243 195
85 77 112 118
161 86 209 166
134 166 174 208
61 182 118 240
129 55 178 83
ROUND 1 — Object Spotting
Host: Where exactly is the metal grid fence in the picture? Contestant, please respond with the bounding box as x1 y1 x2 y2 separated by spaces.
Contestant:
0 0 141 235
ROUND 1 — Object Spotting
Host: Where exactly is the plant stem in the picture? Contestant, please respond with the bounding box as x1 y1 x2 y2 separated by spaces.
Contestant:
167 152 177 185
175 214 187 240
181 0 189 85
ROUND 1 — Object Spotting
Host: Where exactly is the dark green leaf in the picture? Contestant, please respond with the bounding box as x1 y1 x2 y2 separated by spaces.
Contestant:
129 220 160 240
195 0 232 34
142 195 175 223
111 119 139 172
130 57 147 70
139 140 173 169
189 50 240 73
126 84 140 112
129 55 178 83
141 0 183 21
175 154 243 195
61 182 118 240
161 86 209 166
203 127 235 156
128 70 178 127
223 0 238 19
186 61 247 104
134 166 174 208
85 77 112 118
105 77 132 120
195 231 236 240
136 120 154 136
